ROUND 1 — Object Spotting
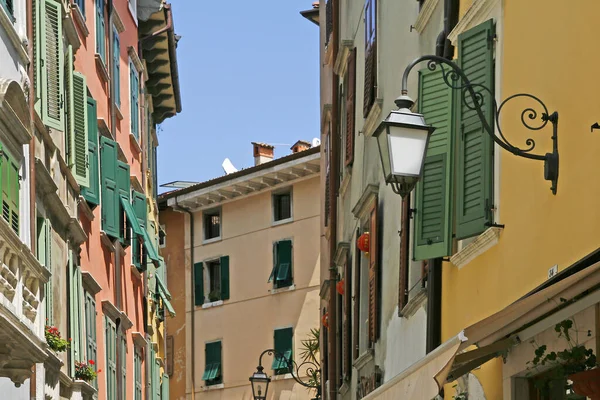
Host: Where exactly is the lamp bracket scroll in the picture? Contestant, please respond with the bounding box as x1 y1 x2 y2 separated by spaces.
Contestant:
400 55 560 195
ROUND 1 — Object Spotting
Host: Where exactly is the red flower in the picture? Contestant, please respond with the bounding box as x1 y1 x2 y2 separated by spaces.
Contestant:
68 338 72 341
97 369 102 373
89 360 95 365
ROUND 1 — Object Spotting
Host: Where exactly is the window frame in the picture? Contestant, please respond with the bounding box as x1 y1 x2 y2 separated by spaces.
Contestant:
129 58 140 141
203 340 223 386
272 327 293 375
272 187 293 225
205 258 222 302
270 239 294 289
203 208 222 242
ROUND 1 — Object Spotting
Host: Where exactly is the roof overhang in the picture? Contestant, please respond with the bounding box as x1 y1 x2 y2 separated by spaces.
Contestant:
139 3 182 123
300 7 320 25
167 151 320 211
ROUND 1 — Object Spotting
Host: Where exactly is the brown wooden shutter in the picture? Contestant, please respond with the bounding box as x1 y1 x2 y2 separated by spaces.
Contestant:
343 256 352 378
345 48 356 166
368 198 379 343
353 230 361 361
399 195 410 313
363 44 374 118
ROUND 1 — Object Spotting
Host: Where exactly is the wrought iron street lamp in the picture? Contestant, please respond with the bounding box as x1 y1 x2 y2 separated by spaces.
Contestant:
375 55 559 197
249 349 321 400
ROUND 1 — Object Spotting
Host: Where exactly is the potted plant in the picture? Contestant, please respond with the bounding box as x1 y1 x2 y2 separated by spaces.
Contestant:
45 325 70 353
208 290 221 302
527 318 600 399
74 360 99 382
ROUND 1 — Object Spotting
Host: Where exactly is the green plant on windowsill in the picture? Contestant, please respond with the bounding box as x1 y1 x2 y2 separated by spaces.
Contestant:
45 324 70 353
208 290 221 303
74 360 99 382
527 318 598 395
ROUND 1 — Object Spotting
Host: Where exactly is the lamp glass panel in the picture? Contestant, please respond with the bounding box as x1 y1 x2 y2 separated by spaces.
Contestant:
388 126 428 177
376 125 391 179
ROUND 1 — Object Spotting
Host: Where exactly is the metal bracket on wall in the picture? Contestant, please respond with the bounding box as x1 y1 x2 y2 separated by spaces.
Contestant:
591 122 600 132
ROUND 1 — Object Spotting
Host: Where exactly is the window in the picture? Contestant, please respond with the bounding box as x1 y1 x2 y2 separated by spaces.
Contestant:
38 217 52 322
159 225 166 248
203 209 221 240
95 0 106 63
74 0 85 18
85 292 97 389
81 97 100 206
68 251 84 376
120 336 127 400
100 136 119 238
528 372 585 400
199 256 230 303
134 349 142 400
344 48 357 167
0 0 14 20
113 26 120 107
202 341 222 385
105 316 117 400
129 60 139 139
273 190 292 222
132 191 147 269
272 328 293 375
269 240 293 289
413 20 495 261
363 0 377 117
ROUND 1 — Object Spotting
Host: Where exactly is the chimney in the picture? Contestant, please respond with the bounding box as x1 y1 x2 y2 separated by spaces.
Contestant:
291 140 312 154
252 142 275 166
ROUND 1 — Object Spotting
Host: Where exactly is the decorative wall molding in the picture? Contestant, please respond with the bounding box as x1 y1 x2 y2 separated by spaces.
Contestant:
447 0 500 45
450 227 502 269
334 40 355 78
363 99 383 138
413 0 440 34
399 288 427 318
352 184 378 219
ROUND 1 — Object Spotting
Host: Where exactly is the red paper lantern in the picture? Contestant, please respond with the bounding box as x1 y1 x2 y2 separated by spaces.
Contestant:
357 232 370 254
322 312 329 329
336 279 345 296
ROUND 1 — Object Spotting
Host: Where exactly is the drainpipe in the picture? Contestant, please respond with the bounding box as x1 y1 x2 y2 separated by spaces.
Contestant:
173 199 195 400
328 0 340 397
27 0 37 396
436 0 459 58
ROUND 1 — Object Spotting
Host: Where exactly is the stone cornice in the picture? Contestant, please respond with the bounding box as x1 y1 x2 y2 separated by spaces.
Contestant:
450 227 502 269
447 0 499 45
413 0 440 34
333 242 350 266
81 271 102 295
352 184 378 219
333 40 354 78
363 98 383 138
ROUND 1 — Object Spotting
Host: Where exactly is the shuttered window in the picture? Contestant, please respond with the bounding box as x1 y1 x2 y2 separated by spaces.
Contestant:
0 0 14 19
82 98 100 205
413 67 454 261
353 229 361 361
268 240 293 288
153 352 161 399
33 0 41 113
113 26 121 107
194 262 204 306
117 161 130 244
105 316 117 400
134 349 143 400
68 251 84 375
73 72 89 187
363 0 377 117
202 341 222 385
343 256 352 378
455 19 495 239
95 0 106 63
38 0 64 130
38 218 52 323
132 191 147 270
220 256 230 300
85 292 97 388
130 61 139 139
345 48 356 166
100 137 119 238
161 374 170 400
74 0 85 17
0 146 19 235
368 199 379 344
272 328 293 375
120 336 127 400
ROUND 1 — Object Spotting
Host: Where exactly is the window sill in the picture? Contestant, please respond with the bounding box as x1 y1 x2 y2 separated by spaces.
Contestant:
202 383 224 391
363 99 383 137
399 288 427 318
450 226 503 269
353 349 374 370
129 133 142 154
271 373 293 381
339 381 351 396
95 54 110 83
339 167 352 198
115 105 123 120
413 0 440 33
272 217 293 227
270 284 296 295
203 237 222 245
78 195 95 221
333 40 355 78
100 231 116 252
201 300 224 309
130 264 143 280
71 4 89 37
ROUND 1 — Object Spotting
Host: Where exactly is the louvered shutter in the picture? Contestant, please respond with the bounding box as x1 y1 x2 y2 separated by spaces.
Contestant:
69 252 83 374
65 45 74 167
117 161 130 244
363 0 377 118
132 191 146 269
345 48 356 166
95 0 105 63
353 230 360 361
414 67 455 260
220 256 230 300
134 351 142 400
85 293 97 381
161 374 170 400
368 199 379 344
0 1 14 22
82 98 100 205
455 19 495 239
113 27 120 107
106 317 117 400
343 256 352 377
73 72 89 187
33 0 41 114
40 0 64 130
273 328 293 373
194 262 204 306
120 336 127 400
100 137 119 238
154 357 161 398
130 63 139 138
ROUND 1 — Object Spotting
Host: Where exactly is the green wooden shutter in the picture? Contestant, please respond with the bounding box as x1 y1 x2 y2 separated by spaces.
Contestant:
272 328 293 373
33 0 41 114
121 336 127 400
106 317 117 400
38 218 53 324
130 62 139 138
85 293 97 388
161 374 170 400
194 262 204 306
132 191 146 268
149 346 156 398
100 137 119 238
69 251 83 374
0 0 13 18
65 45 74 167
40 0 64 130
154 356 161 399
414 68 455 261
73 72 89 187
95 0 105 63
117 161 130 243
113 26 120 107
455 19 495 239
275 240 293 287
82 98 100 205
220 256 229 300
134 350 142 400
203 341 222 382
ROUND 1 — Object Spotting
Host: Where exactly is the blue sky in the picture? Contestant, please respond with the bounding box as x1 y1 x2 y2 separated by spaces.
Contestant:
157 1 320 191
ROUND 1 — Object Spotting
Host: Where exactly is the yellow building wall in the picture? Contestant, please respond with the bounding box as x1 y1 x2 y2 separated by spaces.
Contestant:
442 1 600 399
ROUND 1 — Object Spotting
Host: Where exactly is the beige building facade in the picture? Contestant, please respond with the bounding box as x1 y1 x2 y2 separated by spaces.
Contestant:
160 143 322 399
